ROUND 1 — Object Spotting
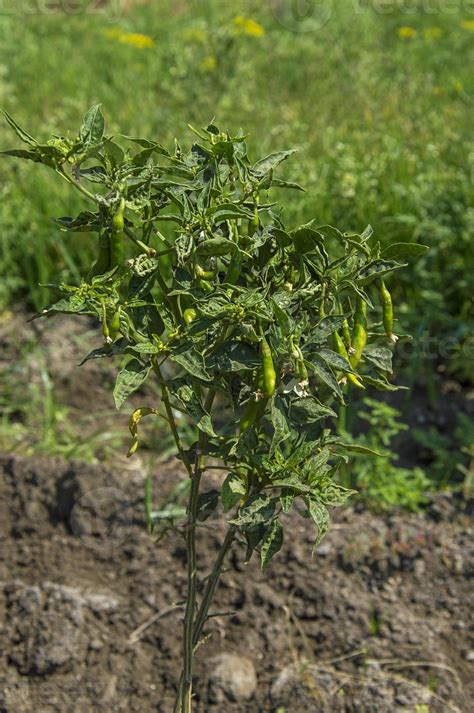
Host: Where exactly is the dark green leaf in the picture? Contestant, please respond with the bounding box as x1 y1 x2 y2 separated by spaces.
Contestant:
260 519 284 570
382 242 429 260
230 494 275 529
196 490 219 522
251 149 297 177
79 105 105 146
221 472 246 513
114 359 151 409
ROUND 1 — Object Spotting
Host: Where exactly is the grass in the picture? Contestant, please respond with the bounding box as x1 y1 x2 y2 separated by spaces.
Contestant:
0 1 472 501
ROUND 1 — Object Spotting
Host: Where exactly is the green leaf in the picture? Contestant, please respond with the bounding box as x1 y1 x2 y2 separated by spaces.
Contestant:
79 104 105 146
260 519 284 571
113 359 151 409
290 397 336 425
206 342 259 372
212 202 254 224
196 490 219 522
271 178 305 191
362 374 401 391
332 441 388 457
270 395 291 457
309 356 343 400
310 315 348 343
1 148 39 162
230 494 275 529
170 346 212 382
362 344 393 373
171 381 217 436
307 499 330 550
382 242 429 260
221 472 246 512
2 110 37 145
355 260 405 286
317 347 354 374
195 237 237 257
251 149 297 177
280 489 295 512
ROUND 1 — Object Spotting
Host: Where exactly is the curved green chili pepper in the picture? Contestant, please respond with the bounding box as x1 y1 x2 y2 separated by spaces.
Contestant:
89 229 111 279
239 395 267 433
333 331 364 389
349 297 367 368
226 253 242 285
109 197 125 268
260 333 276 398
101 302 110 343
380 279 397 342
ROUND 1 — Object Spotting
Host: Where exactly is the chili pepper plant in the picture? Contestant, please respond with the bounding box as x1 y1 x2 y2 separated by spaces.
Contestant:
2 106 427 712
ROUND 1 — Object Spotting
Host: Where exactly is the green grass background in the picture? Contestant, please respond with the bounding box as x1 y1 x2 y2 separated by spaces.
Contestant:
0 0 472 503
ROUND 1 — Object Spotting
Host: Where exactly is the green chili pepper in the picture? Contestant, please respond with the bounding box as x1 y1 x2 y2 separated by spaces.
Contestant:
333 331 364 389
349 297 367 369
198 279 213 294
239 368 268 433
101 302 110 343
109 307 122 341
380 279 397 342
260 333 276 398
195 264 216 281
341 317 354 353
89 229 111 279
109 197 125 269
183 308 197 325
239 395 267 433
226 253 242 285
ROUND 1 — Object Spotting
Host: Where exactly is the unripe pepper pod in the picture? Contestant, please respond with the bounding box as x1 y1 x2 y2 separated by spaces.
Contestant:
109 197 125 269
260 333 276 398
109 307 122 341
332 331 364 389
183 308 197 325
195 264 216 281
349 297 367 369
89 229 111 279
101 302 111 344
379 279 398 343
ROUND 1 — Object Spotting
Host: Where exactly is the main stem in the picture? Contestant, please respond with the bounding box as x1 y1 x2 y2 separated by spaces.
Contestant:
174 524 236 712
177 388 216 712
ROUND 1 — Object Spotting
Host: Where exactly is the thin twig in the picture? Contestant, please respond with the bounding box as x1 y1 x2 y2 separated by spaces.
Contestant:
128 603 185 645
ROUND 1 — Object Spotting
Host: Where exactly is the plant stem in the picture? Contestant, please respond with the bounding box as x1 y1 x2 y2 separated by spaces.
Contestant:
151 359 192 477
174 524 236 712
192 525 236 646
177 387 216 712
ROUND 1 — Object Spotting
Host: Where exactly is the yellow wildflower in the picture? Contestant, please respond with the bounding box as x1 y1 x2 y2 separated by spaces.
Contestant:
424 27 442 40
460 19 474 31
233 16 265 38
104 28 154 49
119 33 154 49
200 55 218 72
398 26 417 39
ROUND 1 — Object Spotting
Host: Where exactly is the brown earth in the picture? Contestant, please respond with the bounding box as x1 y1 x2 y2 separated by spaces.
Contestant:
0 452 473 713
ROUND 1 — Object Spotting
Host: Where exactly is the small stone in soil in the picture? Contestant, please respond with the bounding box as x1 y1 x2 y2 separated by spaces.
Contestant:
206 653 257 703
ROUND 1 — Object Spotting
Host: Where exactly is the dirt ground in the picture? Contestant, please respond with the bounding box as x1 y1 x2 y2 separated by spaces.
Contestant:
0 452 472 713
